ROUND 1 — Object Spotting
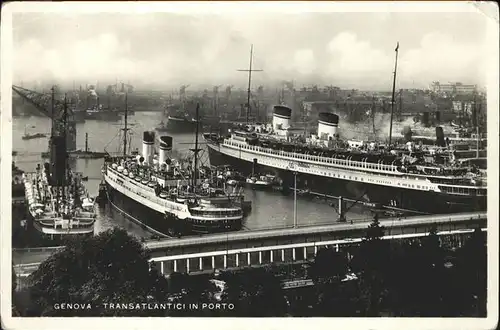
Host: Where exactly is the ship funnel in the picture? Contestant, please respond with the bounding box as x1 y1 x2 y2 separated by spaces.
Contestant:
402 125 413 142
142 131 155 164
272 105 292 130
317 112 339 140
435 126 446 147
159 136 173 165
50 136 67 186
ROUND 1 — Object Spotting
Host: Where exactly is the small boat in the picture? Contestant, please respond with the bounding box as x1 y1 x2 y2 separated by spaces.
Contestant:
69 150 107 159
68 133 107 159
22 125 46 140
22 133 46 140
246 173 282 191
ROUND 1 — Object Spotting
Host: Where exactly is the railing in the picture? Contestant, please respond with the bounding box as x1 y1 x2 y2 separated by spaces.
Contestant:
224 139 486 184
149 228 487 263
145 212 486 250
13 246 65 253
224 139 402 174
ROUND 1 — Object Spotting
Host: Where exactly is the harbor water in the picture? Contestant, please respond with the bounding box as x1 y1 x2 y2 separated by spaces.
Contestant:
12 112 373 241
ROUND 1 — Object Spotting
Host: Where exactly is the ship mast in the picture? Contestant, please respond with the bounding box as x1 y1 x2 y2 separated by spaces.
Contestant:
122 92 128 157
85 132 88 152
474 91 480 158
191 103 201 190
237 44 263 124
61 94 69 202
388 42 399 146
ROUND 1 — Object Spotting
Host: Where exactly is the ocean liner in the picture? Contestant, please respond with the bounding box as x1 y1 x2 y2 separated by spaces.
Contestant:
103 103 245 236
204 105 487 214
205 42 487 214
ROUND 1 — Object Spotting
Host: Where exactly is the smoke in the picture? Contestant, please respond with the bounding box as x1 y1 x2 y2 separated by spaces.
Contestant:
88 89 98 99
12 12 489 90
337 112 457 142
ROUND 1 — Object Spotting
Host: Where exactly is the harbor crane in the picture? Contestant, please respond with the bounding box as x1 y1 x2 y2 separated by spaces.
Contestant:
213 85 222 96
12 85 77 186
12 85 76 139
225 85 234 99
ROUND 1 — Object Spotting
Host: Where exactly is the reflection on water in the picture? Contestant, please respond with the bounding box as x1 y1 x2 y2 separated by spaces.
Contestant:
12 113 371 239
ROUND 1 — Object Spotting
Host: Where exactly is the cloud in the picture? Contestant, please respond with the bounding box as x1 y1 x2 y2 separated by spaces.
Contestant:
292 49 316 75
400 32 484 86
11 12 489 91
325 31 486 89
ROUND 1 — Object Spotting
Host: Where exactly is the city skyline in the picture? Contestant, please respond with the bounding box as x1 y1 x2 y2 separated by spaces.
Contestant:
9 3 495 91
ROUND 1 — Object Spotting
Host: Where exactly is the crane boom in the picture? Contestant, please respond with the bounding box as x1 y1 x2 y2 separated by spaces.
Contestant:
12 85 75 138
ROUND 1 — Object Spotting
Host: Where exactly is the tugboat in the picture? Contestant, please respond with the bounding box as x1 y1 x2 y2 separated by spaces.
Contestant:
22 125 47 140
68 133 107 159
246 173 282 191
213 165 246 186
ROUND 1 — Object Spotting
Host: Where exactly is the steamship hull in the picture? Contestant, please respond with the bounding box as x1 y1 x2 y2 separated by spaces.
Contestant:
104 181 242 236
163 116 198 133
85 110 121 121
24 209 94 243
206 143 486 214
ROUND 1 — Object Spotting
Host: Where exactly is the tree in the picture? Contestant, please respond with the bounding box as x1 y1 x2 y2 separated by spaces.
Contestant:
28 228 170 316
165 272 219 316
12 265 17 292
350 214 390 316
454 228 487 316
310 247 348 284
218 267 287 317
411 223 449 316
12 265 20 316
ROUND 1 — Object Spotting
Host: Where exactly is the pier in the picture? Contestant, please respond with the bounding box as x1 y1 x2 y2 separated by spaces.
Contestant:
145 212 485 257
149 228 485 276
13 212 486 276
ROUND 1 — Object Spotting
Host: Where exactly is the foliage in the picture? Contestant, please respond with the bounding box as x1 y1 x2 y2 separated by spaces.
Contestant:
27 228 169 316
218 267 287 317
12 265 17 292
17 222 487 317
165 272 220 316
305 220 487 317
309 248 348 285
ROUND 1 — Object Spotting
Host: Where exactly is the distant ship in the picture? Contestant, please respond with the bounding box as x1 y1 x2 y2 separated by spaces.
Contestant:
22 125 46 140
155 100 221 133
155 114 199 133
85 105 121 121
68 133 107 159
41 133 106 159
22 133 47 140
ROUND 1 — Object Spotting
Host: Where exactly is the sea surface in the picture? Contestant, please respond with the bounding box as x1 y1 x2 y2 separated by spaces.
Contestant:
12 112 373 240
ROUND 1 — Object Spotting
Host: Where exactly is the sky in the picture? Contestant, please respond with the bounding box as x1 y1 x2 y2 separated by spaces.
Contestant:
10 3 494 91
